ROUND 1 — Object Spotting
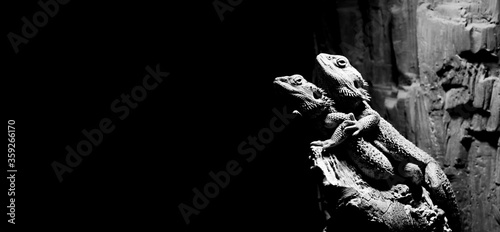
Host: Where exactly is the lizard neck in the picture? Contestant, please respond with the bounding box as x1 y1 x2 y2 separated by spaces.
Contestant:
329 93 363 113
300 103 331 119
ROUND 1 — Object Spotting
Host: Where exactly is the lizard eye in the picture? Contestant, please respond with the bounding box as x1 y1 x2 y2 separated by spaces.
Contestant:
293 76 303 85
336 58 347 68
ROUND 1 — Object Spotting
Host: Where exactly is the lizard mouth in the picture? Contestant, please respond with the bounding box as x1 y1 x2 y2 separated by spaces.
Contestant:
273 80 298 95
277 83 323 101
318 57 327 64
311 86 323 99
317 56 329 70
316 53 338 71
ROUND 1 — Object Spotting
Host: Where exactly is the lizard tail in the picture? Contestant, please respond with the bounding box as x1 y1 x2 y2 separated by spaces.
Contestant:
425 162 462 232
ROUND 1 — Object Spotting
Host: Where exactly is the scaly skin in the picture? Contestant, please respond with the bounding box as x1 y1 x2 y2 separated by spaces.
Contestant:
314 53 461 232
273 75 395 181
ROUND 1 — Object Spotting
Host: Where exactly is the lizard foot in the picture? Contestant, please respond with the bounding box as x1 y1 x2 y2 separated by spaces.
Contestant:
310 140 339 151
343 120 363 136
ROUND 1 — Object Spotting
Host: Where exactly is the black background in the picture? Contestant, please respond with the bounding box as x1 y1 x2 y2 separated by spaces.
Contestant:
5 0 329 230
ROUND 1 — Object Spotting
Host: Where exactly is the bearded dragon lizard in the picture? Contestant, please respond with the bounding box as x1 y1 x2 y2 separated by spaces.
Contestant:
313 53 461 232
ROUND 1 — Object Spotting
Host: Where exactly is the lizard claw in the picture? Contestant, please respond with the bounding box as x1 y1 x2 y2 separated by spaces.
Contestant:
311 140 323 146
344 122 362 136
347 113 356 121
311 140 338 150
344 120 357 126
310 140 325 147
310 141 328 152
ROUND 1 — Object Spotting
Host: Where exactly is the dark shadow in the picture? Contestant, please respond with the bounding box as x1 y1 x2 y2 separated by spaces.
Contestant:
458 49 499 64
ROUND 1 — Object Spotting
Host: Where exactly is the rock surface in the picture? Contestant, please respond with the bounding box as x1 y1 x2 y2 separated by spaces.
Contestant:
310 147 451 232
414 2 499 231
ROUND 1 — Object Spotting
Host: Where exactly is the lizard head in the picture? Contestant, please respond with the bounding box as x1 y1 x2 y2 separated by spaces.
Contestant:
273 74 333 118
315 53 370 102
